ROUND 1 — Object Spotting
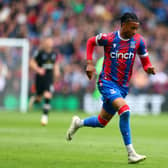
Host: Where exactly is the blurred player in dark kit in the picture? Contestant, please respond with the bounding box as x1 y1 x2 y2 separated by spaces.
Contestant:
29 37 60 126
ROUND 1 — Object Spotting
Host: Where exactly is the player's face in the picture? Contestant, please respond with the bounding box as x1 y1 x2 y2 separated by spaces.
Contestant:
43 38 54 51
121 21 139 39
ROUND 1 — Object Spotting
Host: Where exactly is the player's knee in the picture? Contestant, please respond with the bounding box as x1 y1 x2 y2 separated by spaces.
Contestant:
36 96 42 103
98 115 109 128
44 91 52 99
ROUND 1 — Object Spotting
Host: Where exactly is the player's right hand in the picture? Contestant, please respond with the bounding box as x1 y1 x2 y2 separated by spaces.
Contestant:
37 68 45 76
86 62 96 80
146 66 156 75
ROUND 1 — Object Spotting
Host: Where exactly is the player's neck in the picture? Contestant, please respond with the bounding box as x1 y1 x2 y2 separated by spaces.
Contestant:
45 48 52 53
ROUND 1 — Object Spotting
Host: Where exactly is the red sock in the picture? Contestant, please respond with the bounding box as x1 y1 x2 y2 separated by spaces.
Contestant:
118 104 130 115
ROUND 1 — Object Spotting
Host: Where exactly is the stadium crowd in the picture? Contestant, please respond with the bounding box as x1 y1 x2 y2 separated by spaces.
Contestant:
0 0 168 96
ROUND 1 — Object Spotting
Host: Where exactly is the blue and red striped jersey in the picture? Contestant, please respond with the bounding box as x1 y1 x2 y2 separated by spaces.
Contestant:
96 31 148 88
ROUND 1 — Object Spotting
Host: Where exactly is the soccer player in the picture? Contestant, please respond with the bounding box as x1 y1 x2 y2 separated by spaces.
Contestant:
66 12 156 163
29 37 60 126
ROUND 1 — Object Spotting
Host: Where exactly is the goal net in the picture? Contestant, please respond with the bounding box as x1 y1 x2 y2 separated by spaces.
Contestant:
0 38 29 112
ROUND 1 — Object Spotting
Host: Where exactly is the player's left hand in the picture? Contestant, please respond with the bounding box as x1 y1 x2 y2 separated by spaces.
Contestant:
146 66 156 75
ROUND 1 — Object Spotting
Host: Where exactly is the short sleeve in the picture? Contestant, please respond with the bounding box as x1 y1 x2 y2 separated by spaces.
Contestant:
32 50 40 59
95 33 108 46
137 37 148 57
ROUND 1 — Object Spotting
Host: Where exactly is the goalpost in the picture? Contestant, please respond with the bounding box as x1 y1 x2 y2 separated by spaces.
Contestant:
0 38 29 112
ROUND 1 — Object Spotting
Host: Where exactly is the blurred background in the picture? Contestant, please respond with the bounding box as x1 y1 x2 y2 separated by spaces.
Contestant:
0 0 168 114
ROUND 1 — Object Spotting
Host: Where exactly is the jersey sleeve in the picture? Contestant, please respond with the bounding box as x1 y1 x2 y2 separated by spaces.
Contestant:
32 50 40 60
137 37 148 57
95 33 109 46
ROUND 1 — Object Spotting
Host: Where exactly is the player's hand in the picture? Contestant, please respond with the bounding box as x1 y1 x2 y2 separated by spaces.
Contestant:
86 61 97 80
146 66 156 75
37 68 45 76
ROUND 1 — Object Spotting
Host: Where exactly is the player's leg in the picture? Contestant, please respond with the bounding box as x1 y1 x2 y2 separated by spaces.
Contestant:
66 101 116 141
112 97 146 163
83 101 116 127
41 91 52 126
29 76 43 108
29 84 42 109
66 80 119 141
29 95 42 106
41 74 54 126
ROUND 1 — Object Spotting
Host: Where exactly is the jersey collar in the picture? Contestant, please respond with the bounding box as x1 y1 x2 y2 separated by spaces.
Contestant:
118 31 130 41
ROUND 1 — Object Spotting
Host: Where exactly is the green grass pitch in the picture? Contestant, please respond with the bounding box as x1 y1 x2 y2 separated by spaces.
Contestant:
0 111 168 168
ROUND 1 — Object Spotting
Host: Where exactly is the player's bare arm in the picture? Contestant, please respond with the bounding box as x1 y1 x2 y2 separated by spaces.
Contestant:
86 36 97 80
86 60 96 80
30 58 45 76
54 62 61 80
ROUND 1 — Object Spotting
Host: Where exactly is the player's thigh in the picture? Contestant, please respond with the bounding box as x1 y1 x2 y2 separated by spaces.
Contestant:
98 80 127 115
43 77 54 97
43 83 54 98
112 97 127 111
102 99 117 115
99 107 114 121
100 98 127 120
35 76 44 96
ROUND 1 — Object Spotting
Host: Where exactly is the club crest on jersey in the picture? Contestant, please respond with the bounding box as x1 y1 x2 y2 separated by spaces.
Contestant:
130 41 136 48
113 43 116 48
